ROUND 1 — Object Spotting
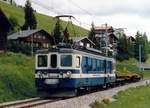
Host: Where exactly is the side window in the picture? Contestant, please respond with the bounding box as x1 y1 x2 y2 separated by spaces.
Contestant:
92 59 96 71
88 58 92 71
110 61 113 73
106 61 109 73
100 60 104 72
97 60 100 71
81 56 88 73
76 56 80 68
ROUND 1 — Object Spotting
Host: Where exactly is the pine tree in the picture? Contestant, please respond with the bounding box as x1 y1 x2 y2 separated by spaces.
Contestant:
134 31 149 62
63 27 69 44
53 19 61 44
127 38 134 58
141 32 149 62
22 0 37 30
148 41 150 53
116 34 128 61
134 31 141 60
88 22 95 41
88 22 100 49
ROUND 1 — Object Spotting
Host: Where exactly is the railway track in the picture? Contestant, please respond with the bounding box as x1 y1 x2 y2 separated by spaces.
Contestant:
0 78 149 108
0 97 62 108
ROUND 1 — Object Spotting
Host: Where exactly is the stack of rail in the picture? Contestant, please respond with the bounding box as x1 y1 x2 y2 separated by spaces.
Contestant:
116 69 142 83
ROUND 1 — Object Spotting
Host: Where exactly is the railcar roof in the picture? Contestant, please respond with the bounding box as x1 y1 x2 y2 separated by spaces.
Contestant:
36 47 114 60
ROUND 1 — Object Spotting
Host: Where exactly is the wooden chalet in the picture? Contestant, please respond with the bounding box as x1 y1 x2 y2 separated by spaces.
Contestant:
94 26 118 43
8 29 54 50
0 8 14 53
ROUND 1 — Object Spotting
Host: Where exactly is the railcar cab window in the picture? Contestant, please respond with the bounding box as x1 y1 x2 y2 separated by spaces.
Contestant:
61 55 72 67
38 55 47 67
51 54 57 68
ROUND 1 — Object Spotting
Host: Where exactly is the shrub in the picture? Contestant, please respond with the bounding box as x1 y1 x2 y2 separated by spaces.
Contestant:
102 97 110 104
7 41 32 55
9 16 19 27
89 100 105 108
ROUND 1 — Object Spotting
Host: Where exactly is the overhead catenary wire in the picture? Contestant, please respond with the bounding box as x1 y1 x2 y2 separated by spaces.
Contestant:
66 0 93 17
31 0 93 29
66 0 95 27
31 0 63 15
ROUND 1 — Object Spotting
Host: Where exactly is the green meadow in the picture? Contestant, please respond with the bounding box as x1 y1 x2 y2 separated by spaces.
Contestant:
106 85 150 108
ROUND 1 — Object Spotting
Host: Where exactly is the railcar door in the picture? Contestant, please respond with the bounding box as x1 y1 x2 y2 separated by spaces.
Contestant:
81 56 88 86
105 61 113 83
104 60 107 85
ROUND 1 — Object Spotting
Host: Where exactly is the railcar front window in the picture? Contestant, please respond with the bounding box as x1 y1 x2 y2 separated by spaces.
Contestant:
38 55 47 67
61 55 72 67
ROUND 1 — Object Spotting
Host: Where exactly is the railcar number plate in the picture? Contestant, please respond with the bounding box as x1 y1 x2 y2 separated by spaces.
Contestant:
44 79 59 85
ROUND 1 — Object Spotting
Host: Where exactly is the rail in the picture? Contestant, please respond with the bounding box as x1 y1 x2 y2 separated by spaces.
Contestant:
0 97 61 108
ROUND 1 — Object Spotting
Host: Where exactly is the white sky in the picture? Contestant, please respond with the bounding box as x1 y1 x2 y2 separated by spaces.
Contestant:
14 0 150 40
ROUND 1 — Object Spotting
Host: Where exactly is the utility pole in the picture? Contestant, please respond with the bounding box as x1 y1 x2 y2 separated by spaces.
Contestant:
105 23 108 56
139 45 142 74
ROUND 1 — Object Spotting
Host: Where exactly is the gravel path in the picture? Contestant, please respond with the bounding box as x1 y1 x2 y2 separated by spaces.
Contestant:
35 79 150 108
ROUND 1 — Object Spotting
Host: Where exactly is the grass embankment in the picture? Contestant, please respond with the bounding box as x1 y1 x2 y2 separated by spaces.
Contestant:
0 1 89 36
106 85 150 108
0 52 36 103
146 54 150 64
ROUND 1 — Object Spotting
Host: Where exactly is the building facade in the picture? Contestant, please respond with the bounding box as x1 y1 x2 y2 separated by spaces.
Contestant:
8 29 54 50
94 26 118 54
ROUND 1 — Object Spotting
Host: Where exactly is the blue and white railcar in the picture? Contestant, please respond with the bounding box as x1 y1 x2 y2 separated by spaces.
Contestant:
35 47 116 97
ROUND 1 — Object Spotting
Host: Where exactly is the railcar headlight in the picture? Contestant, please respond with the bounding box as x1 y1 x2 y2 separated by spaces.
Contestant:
66 71 72 77
37 72 41 76
52 45 56 49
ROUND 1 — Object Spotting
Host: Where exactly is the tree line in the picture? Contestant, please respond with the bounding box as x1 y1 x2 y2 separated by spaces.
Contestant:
117 31 149 62
87 23 150 62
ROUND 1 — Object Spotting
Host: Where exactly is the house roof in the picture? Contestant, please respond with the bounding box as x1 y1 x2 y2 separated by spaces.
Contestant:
94 26 113 30
8 29 50 40
71 36 95 45
128 36 135 41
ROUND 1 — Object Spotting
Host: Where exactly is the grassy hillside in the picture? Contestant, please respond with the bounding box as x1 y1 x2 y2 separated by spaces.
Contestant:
0 1 89 36
116 58 150 78
0 52 36 103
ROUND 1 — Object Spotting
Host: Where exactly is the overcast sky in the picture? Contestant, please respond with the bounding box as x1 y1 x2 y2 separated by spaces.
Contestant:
14 0 150 40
